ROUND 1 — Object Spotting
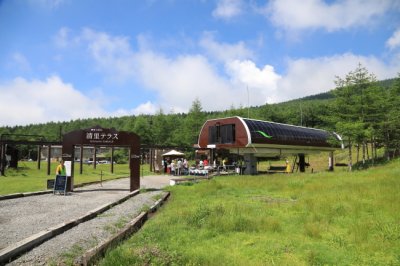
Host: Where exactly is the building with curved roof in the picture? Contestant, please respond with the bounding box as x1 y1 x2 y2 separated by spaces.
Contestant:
196 116 342 174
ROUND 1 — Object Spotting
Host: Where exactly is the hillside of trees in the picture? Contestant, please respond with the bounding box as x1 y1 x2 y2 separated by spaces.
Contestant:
1 65 399 168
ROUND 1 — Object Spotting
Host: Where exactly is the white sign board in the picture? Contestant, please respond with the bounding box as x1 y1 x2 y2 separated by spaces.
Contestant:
64 161 72 177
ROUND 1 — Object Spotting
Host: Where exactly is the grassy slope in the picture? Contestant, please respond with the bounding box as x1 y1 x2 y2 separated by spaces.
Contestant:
101 159 400 266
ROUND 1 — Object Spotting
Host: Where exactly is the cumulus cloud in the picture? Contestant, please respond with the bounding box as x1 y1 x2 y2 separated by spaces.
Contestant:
81 28 137 83
84 30 280 111
212 0 243 20
276 53 399 102
50 27 400 119
226 60 282 103
61 29 253 112
131 101 158 115
199 33 253 63
386 28 400 50
10 53 31 72
0 76 107 126
266 0 394 32
134 51 237 112
53 27 73 48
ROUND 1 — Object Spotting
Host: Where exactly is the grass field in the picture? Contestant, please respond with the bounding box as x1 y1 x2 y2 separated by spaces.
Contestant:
100 158 400 266
0 161 153 195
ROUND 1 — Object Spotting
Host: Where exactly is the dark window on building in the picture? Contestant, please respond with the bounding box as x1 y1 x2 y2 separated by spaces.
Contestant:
208 124 235 144
209 126 218 144
220 124 235 143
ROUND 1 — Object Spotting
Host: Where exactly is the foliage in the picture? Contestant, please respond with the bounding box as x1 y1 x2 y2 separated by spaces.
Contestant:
100 159 400 265
330 65 400 169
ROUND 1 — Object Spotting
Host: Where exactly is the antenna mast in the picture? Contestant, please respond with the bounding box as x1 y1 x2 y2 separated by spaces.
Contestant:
246 85 250 118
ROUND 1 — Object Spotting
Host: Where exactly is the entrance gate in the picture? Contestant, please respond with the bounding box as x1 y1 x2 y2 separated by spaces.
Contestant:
62 126 140 192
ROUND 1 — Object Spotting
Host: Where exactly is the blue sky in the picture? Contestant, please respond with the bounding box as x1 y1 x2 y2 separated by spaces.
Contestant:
1 0 400 126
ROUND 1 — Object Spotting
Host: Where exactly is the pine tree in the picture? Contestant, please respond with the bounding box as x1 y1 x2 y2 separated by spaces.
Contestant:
382 73 400 158
183 98 206 147
332 63 378 170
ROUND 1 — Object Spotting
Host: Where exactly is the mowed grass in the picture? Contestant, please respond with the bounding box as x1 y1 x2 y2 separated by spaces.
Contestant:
0 161 153 195
100 159 400 266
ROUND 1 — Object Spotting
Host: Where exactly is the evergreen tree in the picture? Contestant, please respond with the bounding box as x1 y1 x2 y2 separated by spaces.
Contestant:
381 73 400 158
332 63 377 170
183 98 206 147
133 115 153 145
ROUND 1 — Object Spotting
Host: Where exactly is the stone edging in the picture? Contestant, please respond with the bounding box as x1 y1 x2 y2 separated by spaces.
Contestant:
0 190 52 201
0 176 129 201
79 192 170 266
0 190 140 265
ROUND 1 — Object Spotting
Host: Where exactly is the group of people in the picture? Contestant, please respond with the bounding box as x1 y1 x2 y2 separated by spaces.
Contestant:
163 158 188 176
162 157 237 176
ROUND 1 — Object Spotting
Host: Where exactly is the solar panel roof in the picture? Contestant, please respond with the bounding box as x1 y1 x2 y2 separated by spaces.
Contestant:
242 118 337 148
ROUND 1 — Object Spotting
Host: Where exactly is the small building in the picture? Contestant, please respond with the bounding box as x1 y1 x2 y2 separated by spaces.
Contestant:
196 116 342 174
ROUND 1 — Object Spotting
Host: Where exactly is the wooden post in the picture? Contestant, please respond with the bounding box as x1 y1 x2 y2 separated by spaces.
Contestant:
299 153 306 172
149 148 153 172
93 146 97 169
111 147 114 173
328 151 334 171
79 145 83 174
0 144 5 176
130 146 140 191
47 145 52 175
37 145 41 170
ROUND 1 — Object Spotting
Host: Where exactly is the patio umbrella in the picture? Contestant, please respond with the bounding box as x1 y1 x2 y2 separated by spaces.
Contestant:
162 150 185 157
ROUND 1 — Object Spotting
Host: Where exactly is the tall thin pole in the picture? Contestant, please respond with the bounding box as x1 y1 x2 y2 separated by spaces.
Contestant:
246 85 250 118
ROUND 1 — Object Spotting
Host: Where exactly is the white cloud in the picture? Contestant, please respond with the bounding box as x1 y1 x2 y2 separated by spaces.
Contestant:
276 53 399 102
51 28 400 118
0 76 107 126
81 28 136 83
212 0 243 20
64 29 254 113
226 60 282 103
53 27 73 48
134 51 237 112
131 101 158 115
10 53 31 72
266 0 394 32
199 33 253 63
386 28 400 50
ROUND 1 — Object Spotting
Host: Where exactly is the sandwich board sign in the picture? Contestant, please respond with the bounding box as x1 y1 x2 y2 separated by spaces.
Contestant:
54 175 68 195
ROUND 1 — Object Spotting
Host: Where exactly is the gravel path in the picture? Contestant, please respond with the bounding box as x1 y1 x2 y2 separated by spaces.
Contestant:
0 175 172 265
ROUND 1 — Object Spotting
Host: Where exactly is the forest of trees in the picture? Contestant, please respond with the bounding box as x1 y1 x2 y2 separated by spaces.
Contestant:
1 64 399 169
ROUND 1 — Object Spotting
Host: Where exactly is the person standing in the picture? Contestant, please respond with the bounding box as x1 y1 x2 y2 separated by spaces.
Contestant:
170 160 176 176
56 160 66 176
163 159 167 174
177 158 182 176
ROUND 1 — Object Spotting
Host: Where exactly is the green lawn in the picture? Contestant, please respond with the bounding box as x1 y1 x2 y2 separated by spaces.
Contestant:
100 159 400 266
0 161 153 195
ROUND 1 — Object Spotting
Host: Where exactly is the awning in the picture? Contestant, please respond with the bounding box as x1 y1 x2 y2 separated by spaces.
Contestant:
162 150 185 157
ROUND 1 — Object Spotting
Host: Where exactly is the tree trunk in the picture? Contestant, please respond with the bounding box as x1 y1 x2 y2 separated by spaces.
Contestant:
356 144 360 164
386 131 391 161
370 140 374 162
362 142 366 165
348 138 353 171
